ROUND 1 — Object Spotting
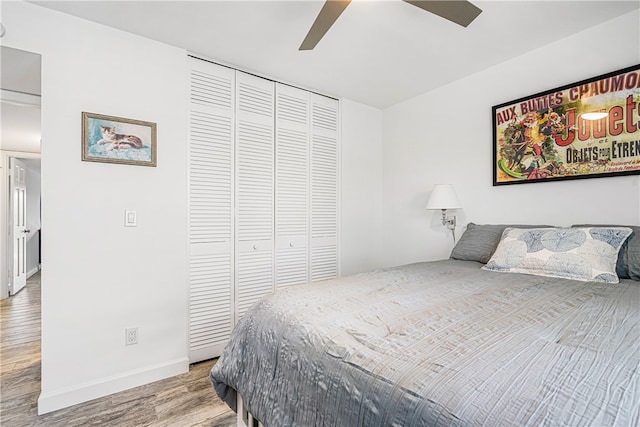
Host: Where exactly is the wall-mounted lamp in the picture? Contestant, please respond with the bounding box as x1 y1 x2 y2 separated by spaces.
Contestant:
425 184 462 241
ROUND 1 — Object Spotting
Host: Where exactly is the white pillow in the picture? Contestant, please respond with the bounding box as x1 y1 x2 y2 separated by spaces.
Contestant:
481 227 633 283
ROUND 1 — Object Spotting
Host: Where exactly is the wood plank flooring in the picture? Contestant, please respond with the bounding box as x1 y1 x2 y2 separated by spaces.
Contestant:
0 271 236 426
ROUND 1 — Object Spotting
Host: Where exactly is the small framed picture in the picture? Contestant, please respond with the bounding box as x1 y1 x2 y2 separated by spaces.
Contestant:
82 112 157 167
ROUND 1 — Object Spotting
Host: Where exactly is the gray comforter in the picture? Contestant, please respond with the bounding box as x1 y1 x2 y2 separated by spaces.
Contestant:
210 259 640 426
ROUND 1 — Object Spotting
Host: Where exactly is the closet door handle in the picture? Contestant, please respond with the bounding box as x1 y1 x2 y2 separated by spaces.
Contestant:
253 244 259 250
289 242 295 248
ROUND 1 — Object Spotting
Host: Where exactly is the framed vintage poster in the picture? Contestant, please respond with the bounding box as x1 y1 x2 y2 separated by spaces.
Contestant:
82 112 157 167
492 64 639 185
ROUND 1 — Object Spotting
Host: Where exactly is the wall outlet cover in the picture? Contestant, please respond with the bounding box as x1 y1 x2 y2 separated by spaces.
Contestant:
125 327 138 345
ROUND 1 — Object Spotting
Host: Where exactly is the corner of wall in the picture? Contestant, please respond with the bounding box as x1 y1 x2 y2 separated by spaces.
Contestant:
339 98 385 275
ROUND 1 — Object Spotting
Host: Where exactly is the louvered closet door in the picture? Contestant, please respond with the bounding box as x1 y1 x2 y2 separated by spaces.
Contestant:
235 72 275 321
310 94 339 282
275 84 310 289
188 58 235 363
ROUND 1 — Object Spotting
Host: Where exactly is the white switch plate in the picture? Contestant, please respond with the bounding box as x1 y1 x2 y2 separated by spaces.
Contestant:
125 209 137 227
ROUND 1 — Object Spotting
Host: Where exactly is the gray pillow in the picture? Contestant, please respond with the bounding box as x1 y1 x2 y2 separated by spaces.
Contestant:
572 224 640 281
450 223 552 264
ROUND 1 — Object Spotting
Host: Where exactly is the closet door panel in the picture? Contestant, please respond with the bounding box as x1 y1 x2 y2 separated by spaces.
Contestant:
310 94 339 282
188 56 340 354
275 84 310 289
188 58 235 363
235 72 275 321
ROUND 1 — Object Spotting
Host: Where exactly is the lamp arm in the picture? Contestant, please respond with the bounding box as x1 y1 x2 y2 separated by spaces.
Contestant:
441 209 457 242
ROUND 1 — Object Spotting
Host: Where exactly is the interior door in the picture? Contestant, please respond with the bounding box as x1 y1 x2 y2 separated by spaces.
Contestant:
275 83 310 289
187 57 235 363
10 158 28 295
235 71 275 321
310 95 339 282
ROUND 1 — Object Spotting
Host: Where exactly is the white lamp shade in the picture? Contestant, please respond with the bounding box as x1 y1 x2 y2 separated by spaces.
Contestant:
425 184 462 210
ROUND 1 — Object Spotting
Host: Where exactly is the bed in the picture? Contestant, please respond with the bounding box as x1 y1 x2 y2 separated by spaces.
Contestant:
210 224 640 426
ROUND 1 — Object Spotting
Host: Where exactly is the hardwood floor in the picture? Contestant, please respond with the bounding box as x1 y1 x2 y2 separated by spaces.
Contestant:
0 271 236 426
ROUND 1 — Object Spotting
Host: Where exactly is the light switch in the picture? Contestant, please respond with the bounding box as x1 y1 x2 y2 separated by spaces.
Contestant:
125 209 137 227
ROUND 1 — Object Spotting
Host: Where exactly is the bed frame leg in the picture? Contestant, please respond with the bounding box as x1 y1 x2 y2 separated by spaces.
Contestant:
237 393 263 427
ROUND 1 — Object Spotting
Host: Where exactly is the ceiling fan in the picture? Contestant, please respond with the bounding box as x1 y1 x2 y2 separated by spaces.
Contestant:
299 0 482 51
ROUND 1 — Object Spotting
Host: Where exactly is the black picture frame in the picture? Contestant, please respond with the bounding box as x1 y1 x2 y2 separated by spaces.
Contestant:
492 64 640 186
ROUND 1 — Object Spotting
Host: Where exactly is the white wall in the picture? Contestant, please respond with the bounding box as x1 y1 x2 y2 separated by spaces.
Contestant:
382 10 640 266
2 1 188 413
0 103 41 152
25 160 41 277
340 99 384 276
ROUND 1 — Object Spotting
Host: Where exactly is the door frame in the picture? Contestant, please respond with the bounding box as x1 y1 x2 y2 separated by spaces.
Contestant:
0 149 41 299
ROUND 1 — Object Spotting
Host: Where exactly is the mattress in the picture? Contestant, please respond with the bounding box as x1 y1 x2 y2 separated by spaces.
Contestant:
210 259 640 426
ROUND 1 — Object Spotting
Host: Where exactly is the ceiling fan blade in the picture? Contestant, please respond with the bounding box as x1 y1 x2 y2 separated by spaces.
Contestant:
299 0 351 51
403 0 482 27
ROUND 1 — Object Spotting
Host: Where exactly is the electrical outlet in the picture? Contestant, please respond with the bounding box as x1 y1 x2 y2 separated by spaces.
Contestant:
125 327 138 346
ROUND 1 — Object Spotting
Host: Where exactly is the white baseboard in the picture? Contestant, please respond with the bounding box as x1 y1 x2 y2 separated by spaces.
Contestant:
27 265 41 279
37 357 189 415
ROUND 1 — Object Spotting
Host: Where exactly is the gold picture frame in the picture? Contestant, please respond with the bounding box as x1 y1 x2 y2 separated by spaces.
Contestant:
82 112 157 167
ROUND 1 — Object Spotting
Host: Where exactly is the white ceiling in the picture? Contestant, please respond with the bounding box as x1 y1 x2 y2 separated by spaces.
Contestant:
28 0 639 109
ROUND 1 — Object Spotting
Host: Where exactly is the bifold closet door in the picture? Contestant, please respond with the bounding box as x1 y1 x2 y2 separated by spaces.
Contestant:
235 72 275 321
275 84 310 289
188 58 235 363
310 94 339 282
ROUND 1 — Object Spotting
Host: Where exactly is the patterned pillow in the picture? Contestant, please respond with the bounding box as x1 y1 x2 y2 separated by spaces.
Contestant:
481 227 633 283
572 224 640 281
